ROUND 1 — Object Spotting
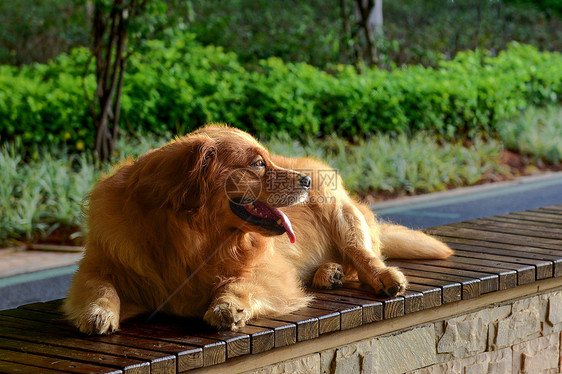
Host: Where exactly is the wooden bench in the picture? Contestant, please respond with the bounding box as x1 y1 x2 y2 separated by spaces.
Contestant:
1 205 562 373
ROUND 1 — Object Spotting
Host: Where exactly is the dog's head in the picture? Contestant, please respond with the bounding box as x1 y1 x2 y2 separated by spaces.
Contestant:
129 125 310 243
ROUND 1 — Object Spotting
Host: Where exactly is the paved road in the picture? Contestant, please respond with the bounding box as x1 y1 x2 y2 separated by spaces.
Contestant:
373 173 562 229
1 173 561 310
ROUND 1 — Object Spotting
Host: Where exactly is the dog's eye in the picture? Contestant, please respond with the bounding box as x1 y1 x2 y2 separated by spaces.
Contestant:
251 159 266 168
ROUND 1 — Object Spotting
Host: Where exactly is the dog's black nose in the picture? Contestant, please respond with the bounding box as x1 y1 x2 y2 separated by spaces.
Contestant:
299 175 312 189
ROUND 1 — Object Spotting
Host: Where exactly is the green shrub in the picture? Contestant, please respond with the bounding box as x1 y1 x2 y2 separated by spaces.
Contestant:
0 36 561 150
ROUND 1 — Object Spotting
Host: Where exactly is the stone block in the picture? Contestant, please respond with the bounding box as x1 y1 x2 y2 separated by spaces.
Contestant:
489 297 541 350
512 333 559 374
408 348 512 374
437 309 489 361
320 338 377 374
541 291 562 335
244 353 320 374
376 325 436 374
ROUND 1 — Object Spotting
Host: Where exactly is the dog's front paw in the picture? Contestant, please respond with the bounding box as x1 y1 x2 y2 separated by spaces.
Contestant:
372 267 408 298
312 262 344 290
204 301 249 331
76 299 119 335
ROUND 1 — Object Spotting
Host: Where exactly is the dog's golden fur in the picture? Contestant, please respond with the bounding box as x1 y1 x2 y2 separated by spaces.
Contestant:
64 125 453 334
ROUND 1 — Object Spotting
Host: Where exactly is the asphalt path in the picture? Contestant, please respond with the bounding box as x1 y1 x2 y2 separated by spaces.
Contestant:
1 173 561 310
373 173 562 229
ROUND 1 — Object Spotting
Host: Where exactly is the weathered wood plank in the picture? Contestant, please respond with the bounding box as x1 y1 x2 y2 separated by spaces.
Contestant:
307 298 362 330
428 225 562 250
119 322 225 367
0 314 201 372
389 261 498 295
247 319 296 348
290 307 340 335
0 347 121 374
495 211 562 226
400 258 517 290
0 336 149 374
451 221 562 241
235 325 274 355
431 235 562 277
0 359 67 374
451 253 536 285
485 215 562 231
270 314 318 342
320 287 404 319
405 276 462 304
310 292 383 324
405 285 441 309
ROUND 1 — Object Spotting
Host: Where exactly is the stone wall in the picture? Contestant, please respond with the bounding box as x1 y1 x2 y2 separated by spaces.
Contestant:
243 290 562 374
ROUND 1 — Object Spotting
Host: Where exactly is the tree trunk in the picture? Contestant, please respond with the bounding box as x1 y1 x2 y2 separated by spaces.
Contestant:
369 0 383 38
354 0 378 66
91 0 133 161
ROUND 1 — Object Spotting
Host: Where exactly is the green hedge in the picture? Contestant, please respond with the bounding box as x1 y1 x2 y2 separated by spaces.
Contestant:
1 34 561 151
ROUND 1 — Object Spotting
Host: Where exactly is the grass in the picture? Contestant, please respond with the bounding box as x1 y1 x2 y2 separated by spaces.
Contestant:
498 106 562 164
0 135 169 245
2 105 561 246
264 133 505 195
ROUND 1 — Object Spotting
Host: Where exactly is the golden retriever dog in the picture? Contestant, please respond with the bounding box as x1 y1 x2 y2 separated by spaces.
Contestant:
64 125 453 334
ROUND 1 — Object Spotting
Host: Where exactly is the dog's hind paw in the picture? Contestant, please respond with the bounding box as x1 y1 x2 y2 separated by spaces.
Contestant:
372 266 408 298
204 301 249 331
312 262 345 290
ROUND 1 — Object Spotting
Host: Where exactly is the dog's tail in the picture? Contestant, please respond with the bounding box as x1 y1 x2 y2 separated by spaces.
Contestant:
379 223 453 259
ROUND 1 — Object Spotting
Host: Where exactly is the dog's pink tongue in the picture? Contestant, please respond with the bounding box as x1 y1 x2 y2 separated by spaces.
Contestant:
274 208 296 244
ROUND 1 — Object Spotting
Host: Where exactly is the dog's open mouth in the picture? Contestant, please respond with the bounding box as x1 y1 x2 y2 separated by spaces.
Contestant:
230 198 296 243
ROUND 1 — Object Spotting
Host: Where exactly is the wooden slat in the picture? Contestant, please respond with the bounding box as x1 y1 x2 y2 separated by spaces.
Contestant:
307 299 362 330
14 301 203 371
290 308 340 335
401 290 425 313
496 211 562 226
118 322 225 367
464 218 562 240
0 314 200 372
396 267 480 299
310 292 383 324
247 319 296 348
0 359 66 374
400 258 517 290
389 261 498 295
187 330 249 360
232 325 274 355
430 234 562 277
527 208 562 218
336 282 425 314
427 225 562 251
0 336 149 374
405 276 462 304
451 252 536 284
486 215 562 230
405 285 441 309
0 347 121 374
270 314 318 342
319 287 404 319
452 220 562 241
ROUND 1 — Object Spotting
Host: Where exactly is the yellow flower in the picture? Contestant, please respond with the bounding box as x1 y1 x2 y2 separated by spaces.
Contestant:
76 141 85 151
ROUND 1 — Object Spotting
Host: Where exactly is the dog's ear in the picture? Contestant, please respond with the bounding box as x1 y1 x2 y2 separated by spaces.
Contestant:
129 135 218 211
